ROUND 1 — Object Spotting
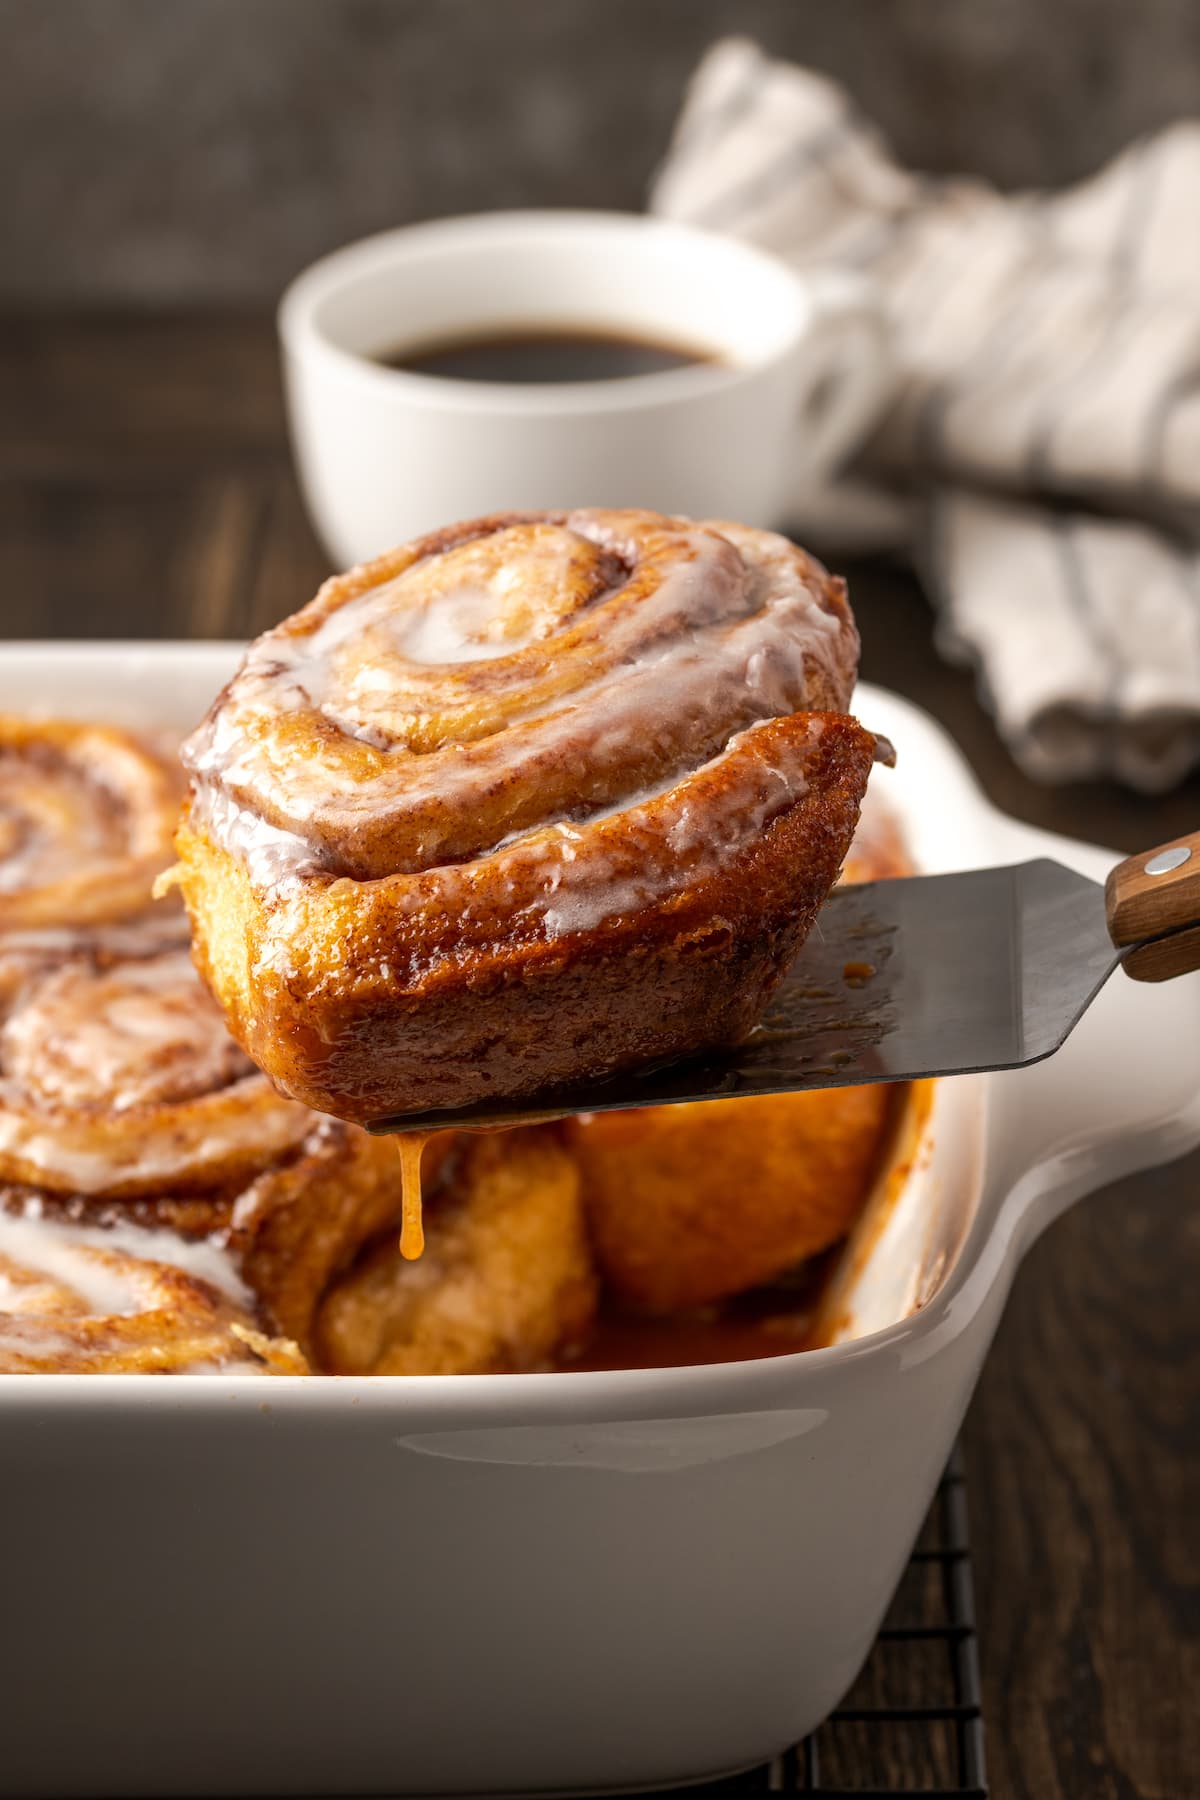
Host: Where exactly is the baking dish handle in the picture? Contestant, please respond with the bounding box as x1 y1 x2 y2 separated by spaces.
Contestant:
984 823 1200 1245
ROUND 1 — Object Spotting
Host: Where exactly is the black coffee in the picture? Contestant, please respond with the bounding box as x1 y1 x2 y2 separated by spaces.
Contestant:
377 326 717 383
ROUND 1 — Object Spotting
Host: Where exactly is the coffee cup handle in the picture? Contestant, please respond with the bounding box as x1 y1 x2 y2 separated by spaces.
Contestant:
781 270 893 500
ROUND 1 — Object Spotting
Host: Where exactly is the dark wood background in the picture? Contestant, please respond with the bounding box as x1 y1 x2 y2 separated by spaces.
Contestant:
2 314 1196 1799
5 0 1200 308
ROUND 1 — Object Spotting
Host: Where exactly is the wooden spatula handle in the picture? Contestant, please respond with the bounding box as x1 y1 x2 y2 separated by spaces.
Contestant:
1106 830 1200 981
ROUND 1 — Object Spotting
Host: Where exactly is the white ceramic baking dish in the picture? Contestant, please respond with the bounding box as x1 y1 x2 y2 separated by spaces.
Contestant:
1 645 1197 1800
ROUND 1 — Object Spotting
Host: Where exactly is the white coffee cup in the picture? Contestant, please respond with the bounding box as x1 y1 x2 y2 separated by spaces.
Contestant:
279 210 893 568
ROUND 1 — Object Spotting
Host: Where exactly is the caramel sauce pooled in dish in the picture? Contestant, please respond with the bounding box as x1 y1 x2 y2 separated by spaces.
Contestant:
568 1294 819 1371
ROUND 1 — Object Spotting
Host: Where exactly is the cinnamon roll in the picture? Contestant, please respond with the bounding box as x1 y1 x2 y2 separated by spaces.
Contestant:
315 1129 596 1375
0 1211 306 1375
176 509 881 1124
567 1086 893 1314
0 920 433 1358
0 716 181 929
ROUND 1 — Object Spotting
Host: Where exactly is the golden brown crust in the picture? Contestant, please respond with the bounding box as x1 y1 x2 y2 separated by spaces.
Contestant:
179 710 877 1122
314 1129 597 1375
0 715 182 930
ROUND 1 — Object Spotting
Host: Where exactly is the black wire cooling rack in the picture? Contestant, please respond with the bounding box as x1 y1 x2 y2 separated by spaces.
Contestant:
680 1445 988 1799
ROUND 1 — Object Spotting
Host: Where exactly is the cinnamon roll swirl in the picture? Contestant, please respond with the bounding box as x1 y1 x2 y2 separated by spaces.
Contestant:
0 1211 306 1374
0 920 435 1358
0 716 181 929
177 509 882 1124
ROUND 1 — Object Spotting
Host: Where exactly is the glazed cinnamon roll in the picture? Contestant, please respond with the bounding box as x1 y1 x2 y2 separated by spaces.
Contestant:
176 509 881 1123
0 920 432 1358
0 716 181 929
0 1211 306 1375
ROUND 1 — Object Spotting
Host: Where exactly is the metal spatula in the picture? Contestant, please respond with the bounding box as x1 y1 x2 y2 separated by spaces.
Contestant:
369 832 1200 1134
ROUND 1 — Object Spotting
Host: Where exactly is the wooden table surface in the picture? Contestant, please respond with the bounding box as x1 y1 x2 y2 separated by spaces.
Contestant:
3 316 1197 1800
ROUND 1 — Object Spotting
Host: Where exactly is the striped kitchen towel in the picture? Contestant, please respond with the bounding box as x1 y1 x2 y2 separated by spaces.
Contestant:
651 37 1200 791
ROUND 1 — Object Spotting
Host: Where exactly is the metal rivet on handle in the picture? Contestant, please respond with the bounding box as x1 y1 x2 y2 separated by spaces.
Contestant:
1145 845 1192 876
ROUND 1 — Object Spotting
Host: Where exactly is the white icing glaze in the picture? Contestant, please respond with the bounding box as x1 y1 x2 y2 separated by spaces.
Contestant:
524 719 817 937
0 1215 136 1315
191 593 837 872
328 578 538 670
0 941 312 1195
183 511 855 889
0 1082 308 1196
0 1208 293 1372
2 949 251 1112
0 1211 249 1313
0 908 189 966
0 768 117 893
191 786 323 890
246 717 828 982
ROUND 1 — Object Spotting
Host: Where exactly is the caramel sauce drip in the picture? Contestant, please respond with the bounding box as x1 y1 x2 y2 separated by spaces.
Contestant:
396 1135 428 1260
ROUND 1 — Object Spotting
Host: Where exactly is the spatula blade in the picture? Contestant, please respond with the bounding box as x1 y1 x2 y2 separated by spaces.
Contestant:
369 859 1120 1132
